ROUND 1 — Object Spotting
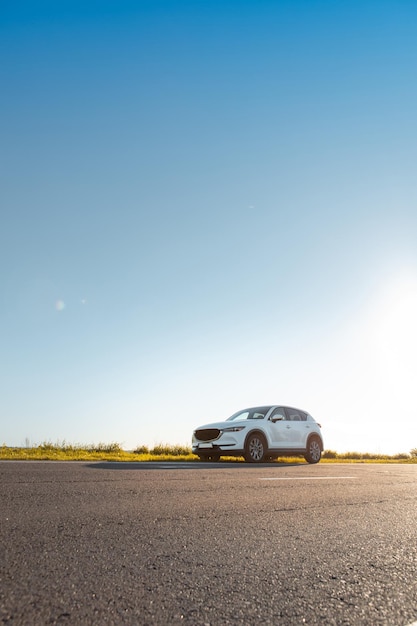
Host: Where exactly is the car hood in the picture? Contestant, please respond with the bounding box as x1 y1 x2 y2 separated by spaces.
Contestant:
194 420 249 431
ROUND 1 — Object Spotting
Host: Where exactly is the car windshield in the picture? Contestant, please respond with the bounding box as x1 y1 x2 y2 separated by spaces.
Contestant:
227 406 272 421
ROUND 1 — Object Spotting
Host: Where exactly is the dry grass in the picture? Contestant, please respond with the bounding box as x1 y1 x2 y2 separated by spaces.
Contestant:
0 442 416 463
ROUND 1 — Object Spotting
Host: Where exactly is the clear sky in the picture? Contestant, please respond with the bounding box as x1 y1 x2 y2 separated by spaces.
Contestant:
1 0 417 454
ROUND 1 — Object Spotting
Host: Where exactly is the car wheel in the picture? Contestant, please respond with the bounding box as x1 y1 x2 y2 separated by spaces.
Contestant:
304 436 322 464
244 433 267 463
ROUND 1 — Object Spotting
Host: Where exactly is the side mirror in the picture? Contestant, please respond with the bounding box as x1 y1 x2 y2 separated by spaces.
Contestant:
271 415 284 423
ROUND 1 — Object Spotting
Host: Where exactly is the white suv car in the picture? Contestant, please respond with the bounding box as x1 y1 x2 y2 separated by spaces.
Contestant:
192 405 323 463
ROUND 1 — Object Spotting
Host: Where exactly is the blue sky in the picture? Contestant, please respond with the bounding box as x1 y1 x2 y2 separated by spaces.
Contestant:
1 1 417 453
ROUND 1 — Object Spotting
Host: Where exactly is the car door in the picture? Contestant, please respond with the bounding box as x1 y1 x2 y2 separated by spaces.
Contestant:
284 408 306 445
267 406 293 448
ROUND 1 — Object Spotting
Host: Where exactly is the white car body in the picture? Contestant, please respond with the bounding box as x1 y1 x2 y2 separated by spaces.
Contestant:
192 405 324 463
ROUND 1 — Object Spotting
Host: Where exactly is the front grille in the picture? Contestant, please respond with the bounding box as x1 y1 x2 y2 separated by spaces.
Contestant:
195 428 220 442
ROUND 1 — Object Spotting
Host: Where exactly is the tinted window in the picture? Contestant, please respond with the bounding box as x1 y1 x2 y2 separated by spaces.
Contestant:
287 408 302 421
270 407 286 420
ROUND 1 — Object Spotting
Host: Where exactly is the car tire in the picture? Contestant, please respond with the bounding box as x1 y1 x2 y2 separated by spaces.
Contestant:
304 436 322 464
244 433 267 463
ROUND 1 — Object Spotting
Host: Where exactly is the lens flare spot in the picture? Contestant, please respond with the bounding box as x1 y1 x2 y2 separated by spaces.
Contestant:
55 300 66 312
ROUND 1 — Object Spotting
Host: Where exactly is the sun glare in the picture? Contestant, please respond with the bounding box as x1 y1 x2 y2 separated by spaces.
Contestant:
370 272 417 391
374 276 417 350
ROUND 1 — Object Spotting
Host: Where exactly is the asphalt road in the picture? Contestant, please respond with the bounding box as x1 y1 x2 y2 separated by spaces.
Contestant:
1 461 417 626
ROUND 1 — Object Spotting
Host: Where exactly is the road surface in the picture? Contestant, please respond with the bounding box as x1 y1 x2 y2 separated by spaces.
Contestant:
1 461 417 625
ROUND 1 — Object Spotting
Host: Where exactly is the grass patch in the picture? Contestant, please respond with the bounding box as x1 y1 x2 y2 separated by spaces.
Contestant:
133 443 192 457
0 442 133 462
322 450 416 462
0 442 200 462
0 443 416 463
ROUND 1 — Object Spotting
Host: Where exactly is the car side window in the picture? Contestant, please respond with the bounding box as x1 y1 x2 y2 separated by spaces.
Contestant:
270 407 286 420
287 409 302 421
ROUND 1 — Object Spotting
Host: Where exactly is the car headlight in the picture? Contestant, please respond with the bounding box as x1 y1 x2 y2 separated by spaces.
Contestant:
221 426 246 433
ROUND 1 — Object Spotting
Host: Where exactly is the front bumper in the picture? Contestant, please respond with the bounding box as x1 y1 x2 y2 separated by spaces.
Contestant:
192 437 243 456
